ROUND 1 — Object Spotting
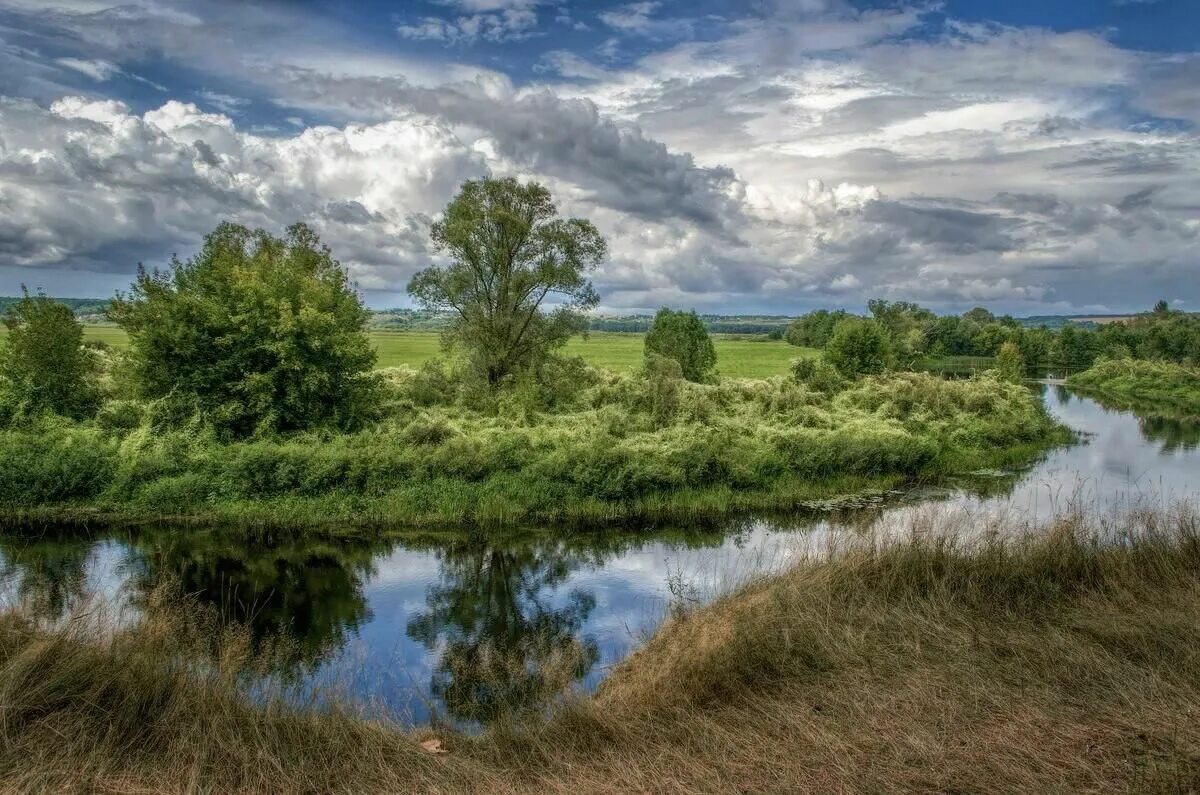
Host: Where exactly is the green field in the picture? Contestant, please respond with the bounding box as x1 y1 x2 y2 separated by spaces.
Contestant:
1 327 814 379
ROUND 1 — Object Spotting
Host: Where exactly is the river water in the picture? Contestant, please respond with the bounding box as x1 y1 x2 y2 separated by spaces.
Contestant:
2 385 1198 728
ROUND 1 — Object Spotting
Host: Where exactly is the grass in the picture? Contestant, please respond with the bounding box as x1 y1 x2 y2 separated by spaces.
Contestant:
0 327 814 379
1069 358 1200 416
0 371 1067 531
4 506 1200 791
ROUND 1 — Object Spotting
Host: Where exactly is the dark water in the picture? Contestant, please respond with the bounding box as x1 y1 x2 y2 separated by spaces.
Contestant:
2 386 1198 727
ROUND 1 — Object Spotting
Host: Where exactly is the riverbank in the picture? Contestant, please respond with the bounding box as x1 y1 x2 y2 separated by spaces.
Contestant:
3 506 1199 792
0 371 1067 533
1068 359 1200 416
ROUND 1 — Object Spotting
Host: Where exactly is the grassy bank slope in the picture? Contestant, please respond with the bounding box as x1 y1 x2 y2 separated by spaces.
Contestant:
0 326 812 378
4 508 1199 792
0 371 1065 530
1068 358 1200 415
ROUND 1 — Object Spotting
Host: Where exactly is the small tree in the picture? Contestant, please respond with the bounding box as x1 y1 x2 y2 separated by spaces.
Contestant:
0 288 98 419
994 340 1025 382
408 178 607 387
644 308 716 382
109 222 377 437
824 317 891 377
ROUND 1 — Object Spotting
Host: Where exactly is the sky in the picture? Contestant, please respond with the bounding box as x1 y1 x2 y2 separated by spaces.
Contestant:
0 0 1196 315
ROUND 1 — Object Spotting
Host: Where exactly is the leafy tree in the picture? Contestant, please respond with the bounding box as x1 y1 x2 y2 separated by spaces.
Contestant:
408 178 607 387
785 309 849 348
0 288 99 420
824 317 891 377
994 341 1025 382
109 222 377 437
644 308 717 382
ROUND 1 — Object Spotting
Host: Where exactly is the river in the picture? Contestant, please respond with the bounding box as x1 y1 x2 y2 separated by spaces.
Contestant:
2 385 1198 728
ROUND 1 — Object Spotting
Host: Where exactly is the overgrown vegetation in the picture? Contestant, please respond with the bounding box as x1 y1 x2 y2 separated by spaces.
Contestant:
1068 358 1200 415
0 363 1063 528
4 507 1200 792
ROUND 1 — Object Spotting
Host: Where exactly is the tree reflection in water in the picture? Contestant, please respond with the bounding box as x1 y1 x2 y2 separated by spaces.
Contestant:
121 530 385 676
406 538 599 724
0 533 94 620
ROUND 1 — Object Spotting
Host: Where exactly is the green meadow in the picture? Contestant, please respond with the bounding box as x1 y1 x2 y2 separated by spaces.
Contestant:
1 326 814 379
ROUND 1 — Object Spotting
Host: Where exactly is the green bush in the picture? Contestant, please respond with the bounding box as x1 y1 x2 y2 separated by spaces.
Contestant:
109 222 378 438
824 317 891 377
644 308 717 382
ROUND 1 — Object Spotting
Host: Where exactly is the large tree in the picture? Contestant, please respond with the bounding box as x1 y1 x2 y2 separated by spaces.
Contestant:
0 288 99 420
408 178 607 386
109 222 377 437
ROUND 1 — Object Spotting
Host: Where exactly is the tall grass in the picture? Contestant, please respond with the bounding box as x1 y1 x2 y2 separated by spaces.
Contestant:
0 370 1067 529
1069 358 1200 415
3 506 1200 791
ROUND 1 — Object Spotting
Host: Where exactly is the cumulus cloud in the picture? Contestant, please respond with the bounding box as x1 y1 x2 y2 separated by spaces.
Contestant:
0 97 486 291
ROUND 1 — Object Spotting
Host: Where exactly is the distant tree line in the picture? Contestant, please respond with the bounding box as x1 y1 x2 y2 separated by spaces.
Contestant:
785 299 1200 377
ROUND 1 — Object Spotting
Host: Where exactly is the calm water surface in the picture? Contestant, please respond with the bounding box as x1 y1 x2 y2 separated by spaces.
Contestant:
2 386 1198 727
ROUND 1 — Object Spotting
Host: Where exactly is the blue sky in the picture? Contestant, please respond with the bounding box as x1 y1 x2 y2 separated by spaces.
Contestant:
0 0 1196 313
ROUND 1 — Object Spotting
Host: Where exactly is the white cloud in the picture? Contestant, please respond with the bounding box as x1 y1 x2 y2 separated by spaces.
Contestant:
54 57 121 81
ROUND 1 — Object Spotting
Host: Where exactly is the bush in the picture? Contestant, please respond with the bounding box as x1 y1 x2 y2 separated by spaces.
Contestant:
823 317 891 377
644 308 717 382
0 290 99 421
109 222 379 438
790 358 845 394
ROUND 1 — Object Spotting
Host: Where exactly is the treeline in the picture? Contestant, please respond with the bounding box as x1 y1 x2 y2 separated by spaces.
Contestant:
589 316 792 335
785 300 1200 374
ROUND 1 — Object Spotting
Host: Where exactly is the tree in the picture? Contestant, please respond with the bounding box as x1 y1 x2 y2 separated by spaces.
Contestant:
824 317 891 376
994 341 1025 382
644 308 717 382
109 222 377 437
408 178 607 387
785 309 848 348
0 288 98 420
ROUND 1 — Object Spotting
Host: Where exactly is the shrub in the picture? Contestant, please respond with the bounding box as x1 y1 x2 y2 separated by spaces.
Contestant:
644 308 717 382
109 222 378 438
824 317 891 377
994 341 1025 382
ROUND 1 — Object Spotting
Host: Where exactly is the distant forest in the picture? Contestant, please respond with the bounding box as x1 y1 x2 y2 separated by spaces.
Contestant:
0 297 1168 334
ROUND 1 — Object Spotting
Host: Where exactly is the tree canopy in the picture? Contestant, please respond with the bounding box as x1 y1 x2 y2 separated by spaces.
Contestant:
644 308 717 382
109 222 377 437
408 178 607 386
824 317 892 377
0 289 98 420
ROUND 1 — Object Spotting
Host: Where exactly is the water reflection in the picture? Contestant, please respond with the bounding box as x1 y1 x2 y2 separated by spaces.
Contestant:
0 533 94 620
120 531 385 674
2 387 1200 727
406 538 599 723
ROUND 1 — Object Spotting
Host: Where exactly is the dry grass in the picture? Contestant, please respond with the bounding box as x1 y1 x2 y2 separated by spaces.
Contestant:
4 507 1200 792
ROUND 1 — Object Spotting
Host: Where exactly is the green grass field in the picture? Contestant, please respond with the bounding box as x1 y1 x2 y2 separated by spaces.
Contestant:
1 327 814 379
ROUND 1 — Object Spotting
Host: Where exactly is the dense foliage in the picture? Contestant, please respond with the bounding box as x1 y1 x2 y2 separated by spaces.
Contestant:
787 299 1200 377
1068 358 1200 415
408 178 607 387
109 222 377 438
643 308 717 382
823 317 891 376
0 290 99 421
784 309 849 348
